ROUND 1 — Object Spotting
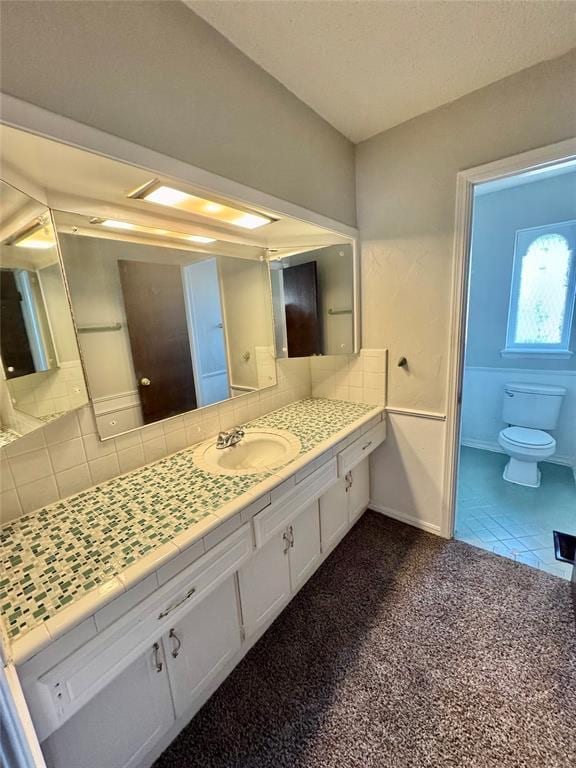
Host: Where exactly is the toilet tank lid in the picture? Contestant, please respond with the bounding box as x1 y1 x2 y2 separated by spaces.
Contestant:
505 382 567 396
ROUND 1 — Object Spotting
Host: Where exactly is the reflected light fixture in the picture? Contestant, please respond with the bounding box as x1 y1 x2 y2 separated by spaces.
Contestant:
132 183 273 230
89 218 216 244
12 222 55 250
101 219 136 230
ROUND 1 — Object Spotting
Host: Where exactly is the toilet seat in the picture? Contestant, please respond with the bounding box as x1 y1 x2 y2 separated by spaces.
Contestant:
499 426 555 449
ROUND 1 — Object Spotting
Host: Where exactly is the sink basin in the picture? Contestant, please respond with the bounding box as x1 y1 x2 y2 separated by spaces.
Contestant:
193 428 301 476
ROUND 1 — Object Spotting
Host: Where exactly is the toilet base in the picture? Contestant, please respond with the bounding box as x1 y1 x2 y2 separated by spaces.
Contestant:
503 457 541 488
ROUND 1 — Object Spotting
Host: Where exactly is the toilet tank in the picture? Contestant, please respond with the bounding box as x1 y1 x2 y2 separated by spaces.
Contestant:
502 383 567 430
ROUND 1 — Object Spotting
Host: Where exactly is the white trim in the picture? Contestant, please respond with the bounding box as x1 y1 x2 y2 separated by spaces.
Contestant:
443 136 576 539
369 502 442 535
92 390 140 416
500 349 574 359
1 663 47 768
464 365 576 376
0 94 358 240
460 438 575 468
385 406 446 421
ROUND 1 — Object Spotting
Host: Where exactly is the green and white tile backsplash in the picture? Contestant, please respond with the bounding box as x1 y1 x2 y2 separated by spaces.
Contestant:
1 397 377 640
0 351 386 524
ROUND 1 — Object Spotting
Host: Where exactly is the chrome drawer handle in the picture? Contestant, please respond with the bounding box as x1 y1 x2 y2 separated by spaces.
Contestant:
169 628 182 658
362 440 373 451
158 586 196 620
153 642 163 673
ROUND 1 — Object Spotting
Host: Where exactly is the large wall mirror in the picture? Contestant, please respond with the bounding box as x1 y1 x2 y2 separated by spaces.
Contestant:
54 213 276 437
0 181 88 445
270 245 355 357
0 123 358 444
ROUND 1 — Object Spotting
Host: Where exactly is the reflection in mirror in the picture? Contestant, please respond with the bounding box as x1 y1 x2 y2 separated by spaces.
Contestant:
0 182 88 445
54 213 277 439
270 244 354 357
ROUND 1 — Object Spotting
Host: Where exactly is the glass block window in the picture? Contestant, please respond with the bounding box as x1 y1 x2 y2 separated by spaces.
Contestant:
506 221 576 353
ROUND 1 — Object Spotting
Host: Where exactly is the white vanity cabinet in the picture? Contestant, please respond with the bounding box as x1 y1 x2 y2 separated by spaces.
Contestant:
163 576 241 718
320 457 370 554
41 643 174 768
347 458 370 524
238 528 291 639
288 500 322 591
40 576 243 768
238 500 321 638
17 414 385 768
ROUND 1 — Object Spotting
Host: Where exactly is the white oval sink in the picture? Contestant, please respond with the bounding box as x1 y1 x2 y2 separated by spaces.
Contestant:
193 428 301 476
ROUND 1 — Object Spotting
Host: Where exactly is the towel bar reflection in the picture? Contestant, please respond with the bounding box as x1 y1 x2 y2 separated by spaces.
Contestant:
77 323 122 334
328 308 352 315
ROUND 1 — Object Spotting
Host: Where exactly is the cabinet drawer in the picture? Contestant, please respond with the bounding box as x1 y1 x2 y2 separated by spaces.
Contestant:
337 420 386 476
253 458 337 548
33 524 252 739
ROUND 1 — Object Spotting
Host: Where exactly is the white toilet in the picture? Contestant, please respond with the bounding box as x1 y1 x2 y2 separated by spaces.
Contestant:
497 382 566 488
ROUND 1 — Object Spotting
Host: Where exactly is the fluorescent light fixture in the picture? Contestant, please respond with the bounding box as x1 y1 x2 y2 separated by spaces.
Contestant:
101 219 136 230
134 183 273 230
90 218 216 245
187 235 216 244
13 223 55 250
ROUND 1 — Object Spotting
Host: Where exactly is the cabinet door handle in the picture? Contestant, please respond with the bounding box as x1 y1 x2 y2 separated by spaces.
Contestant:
153 642 163 673
345 471 353 492
283 529 291 554
169 628 182 658
362 440 373 451
158 586 196 620
288 525 294 548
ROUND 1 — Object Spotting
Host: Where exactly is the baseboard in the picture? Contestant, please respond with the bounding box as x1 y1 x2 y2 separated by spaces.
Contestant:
460 438 575 468
369 502 442 536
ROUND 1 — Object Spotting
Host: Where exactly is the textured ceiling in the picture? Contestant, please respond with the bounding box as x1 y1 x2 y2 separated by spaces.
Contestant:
186 0 576 143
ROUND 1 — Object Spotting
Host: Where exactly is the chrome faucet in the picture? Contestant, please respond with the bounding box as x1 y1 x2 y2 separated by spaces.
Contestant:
216 426 245 449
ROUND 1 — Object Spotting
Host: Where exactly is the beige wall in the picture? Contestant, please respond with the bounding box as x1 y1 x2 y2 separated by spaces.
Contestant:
356 48 576 415
0 1 355 226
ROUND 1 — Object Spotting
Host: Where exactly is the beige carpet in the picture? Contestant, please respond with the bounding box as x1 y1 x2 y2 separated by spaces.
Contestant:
154 511 575 768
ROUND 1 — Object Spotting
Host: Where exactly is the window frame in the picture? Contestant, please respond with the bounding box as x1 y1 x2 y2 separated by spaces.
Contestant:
503 219 576 358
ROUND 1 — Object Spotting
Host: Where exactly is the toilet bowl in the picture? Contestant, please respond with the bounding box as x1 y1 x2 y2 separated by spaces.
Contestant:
498 426 556 488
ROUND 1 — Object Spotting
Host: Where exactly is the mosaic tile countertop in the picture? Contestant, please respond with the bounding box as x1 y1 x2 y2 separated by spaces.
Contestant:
0 426 20 449
1 398 376 644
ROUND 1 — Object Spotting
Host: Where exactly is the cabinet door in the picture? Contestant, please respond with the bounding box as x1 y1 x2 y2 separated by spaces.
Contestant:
289 500 321 592
41 643 173 768
164 576 241 718
319 477 349 554
348 457 370 523
238 529 291 638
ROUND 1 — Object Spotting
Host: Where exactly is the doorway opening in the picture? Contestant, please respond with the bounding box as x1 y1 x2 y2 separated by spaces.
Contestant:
452 158 576 579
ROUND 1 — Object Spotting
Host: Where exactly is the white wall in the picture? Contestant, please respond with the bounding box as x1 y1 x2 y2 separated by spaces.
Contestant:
356 49 576 533
0 1 355 227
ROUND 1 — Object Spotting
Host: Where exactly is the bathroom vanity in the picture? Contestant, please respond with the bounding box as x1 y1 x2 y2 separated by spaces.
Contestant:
2 399 385 768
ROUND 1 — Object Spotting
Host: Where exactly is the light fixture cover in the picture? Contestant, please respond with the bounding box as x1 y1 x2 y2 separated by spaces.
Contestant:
136 184 273 230
13 223 55 250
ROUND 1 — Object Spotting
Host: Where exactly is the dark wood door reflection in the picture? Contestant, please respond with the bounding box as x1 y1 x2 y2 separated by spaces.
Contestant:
118 260 197 424
283 261 321 357
0 269 36 378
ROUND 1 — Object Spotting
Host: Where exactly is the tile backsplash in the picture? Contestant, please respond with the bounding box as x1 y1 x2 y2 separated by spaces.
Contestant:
0 350 387 523
310 349 387 405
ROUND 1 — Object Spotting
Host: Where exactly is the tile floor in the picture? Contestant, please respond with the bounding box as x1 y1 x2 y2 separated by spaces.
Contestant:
455 446 576 580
